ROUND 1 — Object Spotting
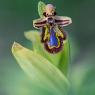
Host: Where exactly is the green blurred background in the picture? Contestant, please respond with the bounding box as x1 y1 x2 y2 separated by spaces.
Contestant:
0 0 95 95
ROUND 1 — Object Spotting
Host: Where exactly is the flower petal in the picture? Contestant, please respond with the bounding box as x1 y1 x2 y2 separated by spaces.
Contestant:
38 1 46 17
12 42 69 95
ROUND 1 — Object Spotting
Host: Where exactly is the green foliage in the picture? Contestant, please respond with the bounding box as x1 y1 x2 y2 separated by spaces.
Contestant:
12 42 69 95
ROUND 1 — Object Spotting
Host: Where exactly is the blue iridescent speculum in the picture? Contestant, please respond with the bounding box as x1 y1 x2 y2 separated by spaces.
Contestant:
33 4 72 54
49 28 58 47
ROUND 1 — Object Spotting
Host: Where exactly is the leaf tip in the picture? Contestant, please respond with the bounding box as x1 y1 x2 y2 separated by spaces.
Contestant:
12 42 23 53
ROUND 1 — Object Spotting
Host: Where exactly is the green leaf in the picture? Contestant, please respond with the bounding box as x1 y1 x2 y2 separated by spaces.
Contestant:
38 1 46 17
24 31 70 75
12 42 69 95
24 30 43 53
58 40 70 75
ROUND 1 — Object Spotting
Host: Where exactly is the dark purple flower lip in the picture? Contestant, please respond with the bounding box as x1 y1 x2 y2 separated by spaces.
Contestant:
43 37 65 54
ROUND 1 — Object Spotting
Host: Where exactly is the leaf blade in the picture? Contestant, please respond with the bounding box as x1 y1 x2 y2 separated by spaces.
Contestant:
12 42 69 95
58 39 70 75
